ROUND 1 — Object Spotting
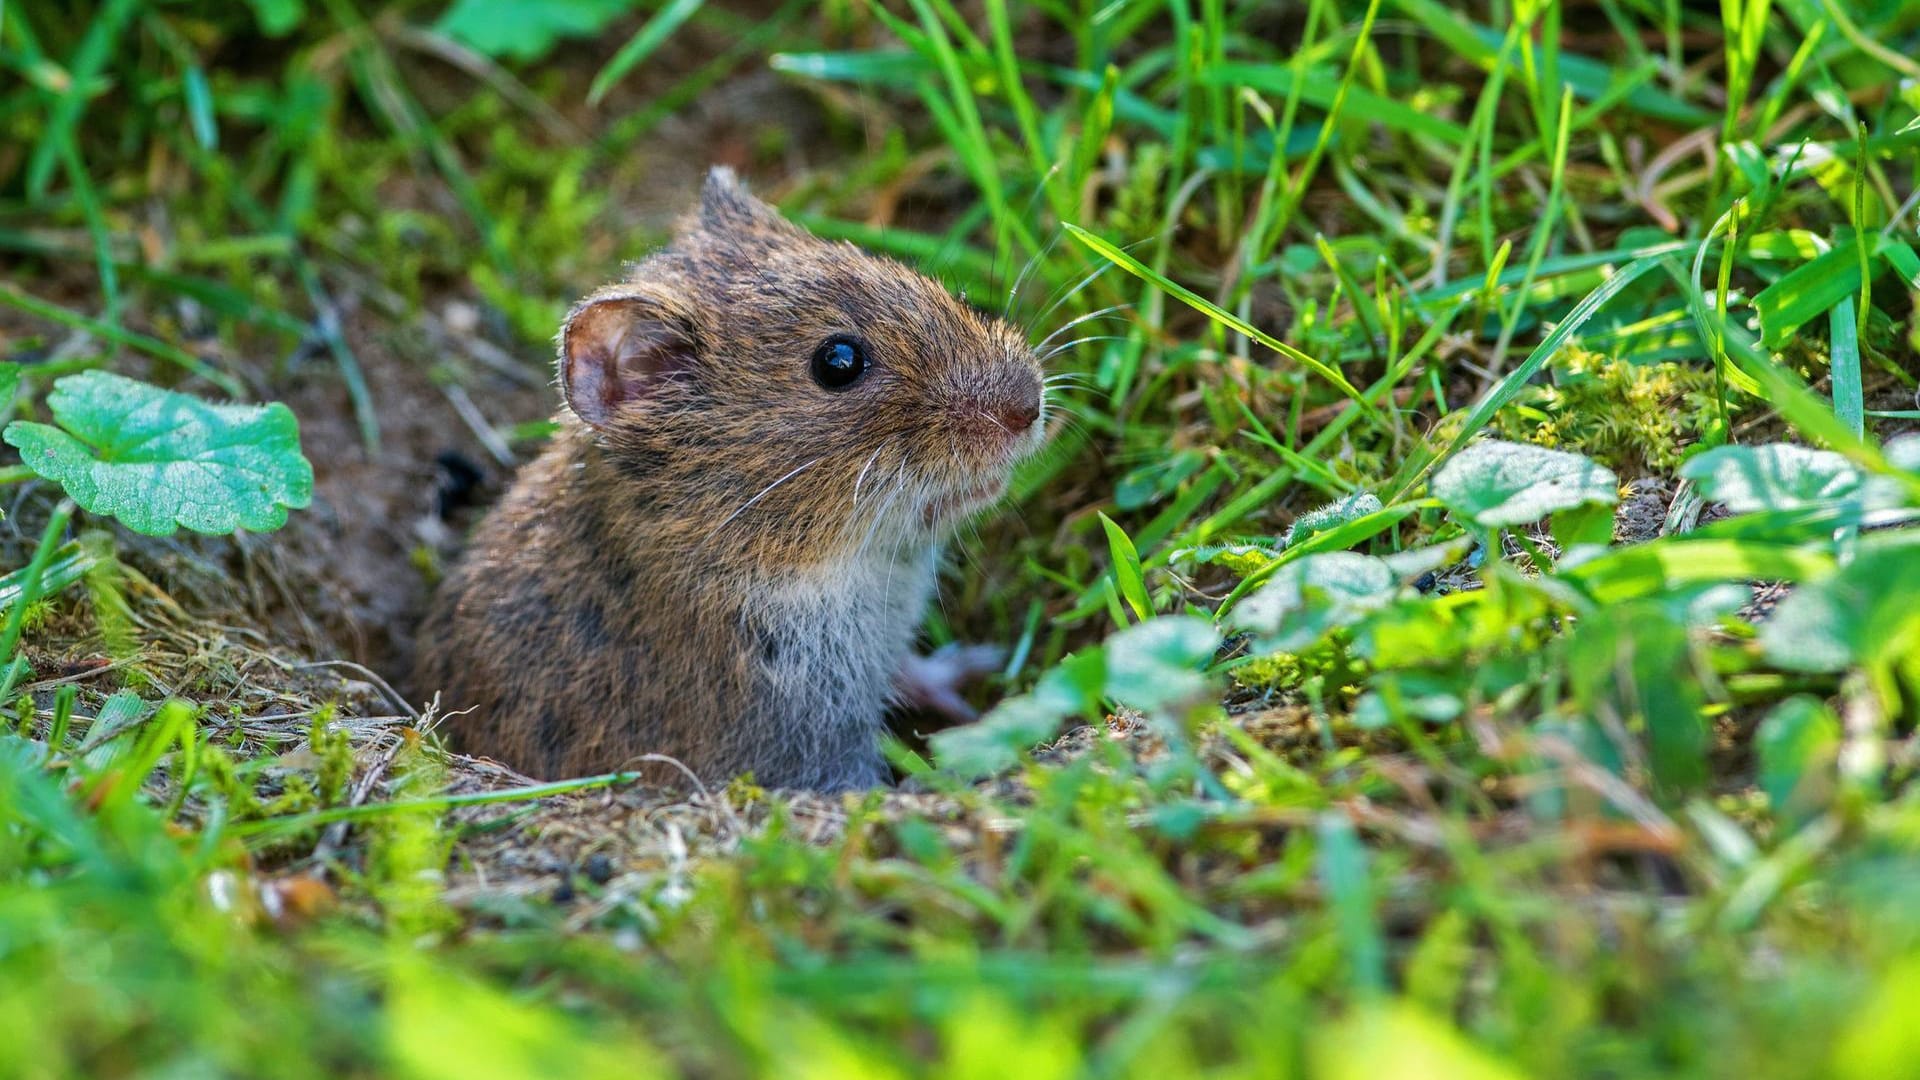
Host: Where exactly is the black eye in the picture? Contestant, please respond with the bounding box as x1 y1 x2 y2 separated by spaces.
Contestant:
811 334 868 390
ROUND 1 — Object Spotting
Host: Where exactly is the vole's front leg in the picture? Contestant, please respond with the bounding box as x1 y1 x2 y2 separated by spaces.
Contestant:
893 642 1006 722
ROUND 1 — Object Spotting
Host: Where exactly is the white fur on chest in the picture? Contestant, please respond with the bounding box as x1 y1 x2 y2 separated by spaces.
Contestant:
746 548 939 721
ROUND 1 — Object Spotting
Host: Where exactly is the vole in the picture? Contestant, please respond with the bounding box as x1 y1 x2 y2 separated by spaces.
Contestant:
415 168 1045 790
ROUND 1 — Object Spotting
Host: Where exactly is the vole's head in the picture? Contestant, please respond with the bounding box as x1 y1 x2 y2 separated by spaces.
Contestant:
559 167 1045 567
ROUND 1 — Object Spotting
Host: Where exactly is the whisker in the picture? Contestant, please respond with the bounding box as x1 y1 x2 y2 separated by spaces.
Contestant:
1033 303 1136 351
855 459 916 560
1029 230 1170 332
1039 334 1129 364
703 457 823 544
1008 220 1065 318
850 435 901 517
1030 260 1116 333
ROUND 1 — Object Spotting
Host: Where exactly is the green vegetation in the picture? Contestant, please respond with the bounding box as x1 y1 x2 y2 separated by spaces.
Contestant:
4 0 1920 1076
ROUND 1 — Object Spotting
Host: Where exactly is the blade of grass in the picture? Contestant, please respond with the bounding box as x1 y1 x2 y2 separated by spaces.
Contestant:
1830 301 1864 438
587 0 706 106
1261 0 1385 254
1064 224 1381 422
23 0 140 199
0 283 242 395
0 501 78 700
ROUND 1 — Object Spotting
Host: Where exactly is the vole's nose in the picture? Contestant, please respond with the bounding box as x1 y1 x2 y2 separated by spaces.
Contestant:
993 399 1040 432
956 368 1042 443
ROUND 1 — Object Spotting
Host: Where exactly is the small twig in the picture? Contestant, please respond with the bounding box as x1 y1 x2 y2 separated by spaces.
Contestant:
291 659 419 721
440 382 516 467
313 733 408 865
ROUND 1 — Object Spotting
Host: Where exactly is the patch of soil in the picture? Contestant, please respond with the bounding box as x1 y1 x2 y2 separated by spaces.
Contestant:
267 312 551 678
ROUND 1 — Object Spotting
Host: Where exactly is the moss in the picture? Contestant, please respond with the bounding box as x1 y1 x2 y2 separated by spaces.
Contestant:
1496 351 1734 474
310 705 352 808
1230 638 1363 695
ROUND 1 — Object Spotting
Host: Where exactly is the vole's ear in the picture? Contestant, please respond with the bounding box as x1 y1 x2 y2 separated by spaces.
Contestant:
559 292 700 429
698 165 793 235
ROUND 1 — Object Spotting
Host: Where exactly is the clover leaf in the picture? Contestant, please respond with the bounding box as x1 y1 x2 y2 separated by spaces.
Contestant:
3 371 314 537
1104 615 1221 712
1432 439 1618 528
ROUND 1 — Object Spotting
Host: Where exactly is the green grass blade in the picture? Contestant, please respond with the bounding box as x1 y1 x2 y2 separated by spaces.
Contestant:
1064 224 1381 422
23 0 141 199
0 283 241 395
587 0 706 106
1830 297 1864 438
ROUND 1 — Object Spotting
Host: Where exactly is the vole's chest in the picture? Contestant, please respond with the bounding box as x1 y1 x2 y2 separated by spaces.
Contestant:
742 552 937 695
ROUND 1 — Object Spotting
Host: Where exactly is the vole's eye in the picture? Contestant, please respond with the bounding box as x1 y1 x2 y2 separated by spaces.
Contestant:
811 334 868 391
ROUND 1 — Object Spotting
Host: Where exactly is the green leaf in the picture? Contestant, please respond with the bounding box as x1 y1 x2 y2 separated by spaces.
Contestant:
1431 440 1618 528
1234 552 1397 653
1756 696 1841 829
2 371 313 537
1114 449 1207 511
243 0 303 35
1099 512 1151 622
925 693 1066 778
930 617 1217 777
1751 235 1879 349
0 362 20 408
1758 534 1920 673
1831 297 1864 437
435 0 639 62
1550 501 1616 552
1316 1005 1528 1080
183 66 218 151
930 650 1105 777
1103 615 1220 712
1315 812 1386 995
1564 538 1833 606
1353 672 1465 730
0 542 92 614
1562 598 1707 791
1679 443 1867 513
768 50 924 85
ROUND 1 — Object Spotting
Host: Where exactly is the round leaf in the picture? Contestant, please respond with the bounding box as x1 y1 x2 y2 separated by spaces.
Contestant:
1679 443 1864 513
1432 440 1618 528
1103 615 1221 711
1234 552 1396 652
3 371 314 537
1758 535 1920 673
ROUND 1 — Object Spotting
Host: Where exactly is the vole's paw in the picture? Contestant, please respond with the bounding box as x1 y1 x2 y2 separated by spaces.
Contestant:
894 643 1006 723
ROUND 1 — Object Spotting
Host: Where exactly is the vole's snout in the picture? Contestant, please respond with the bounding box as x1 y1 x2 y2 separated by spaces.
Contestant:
957 367 1044 446
991 398 1040 434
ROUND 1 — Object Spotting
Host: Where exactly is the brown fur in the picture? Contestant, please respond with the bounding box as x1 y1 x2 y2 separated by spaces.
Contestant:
415 169 1044 789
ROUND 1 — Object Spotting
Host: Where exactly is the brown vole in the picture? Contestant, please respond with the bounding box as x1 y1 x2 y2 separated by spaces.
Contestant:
415 168 1045 790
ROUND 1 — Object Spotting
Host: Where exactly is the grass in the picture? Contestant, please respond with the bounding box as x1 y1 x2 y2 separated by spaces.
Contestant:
4 0 1920 1076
